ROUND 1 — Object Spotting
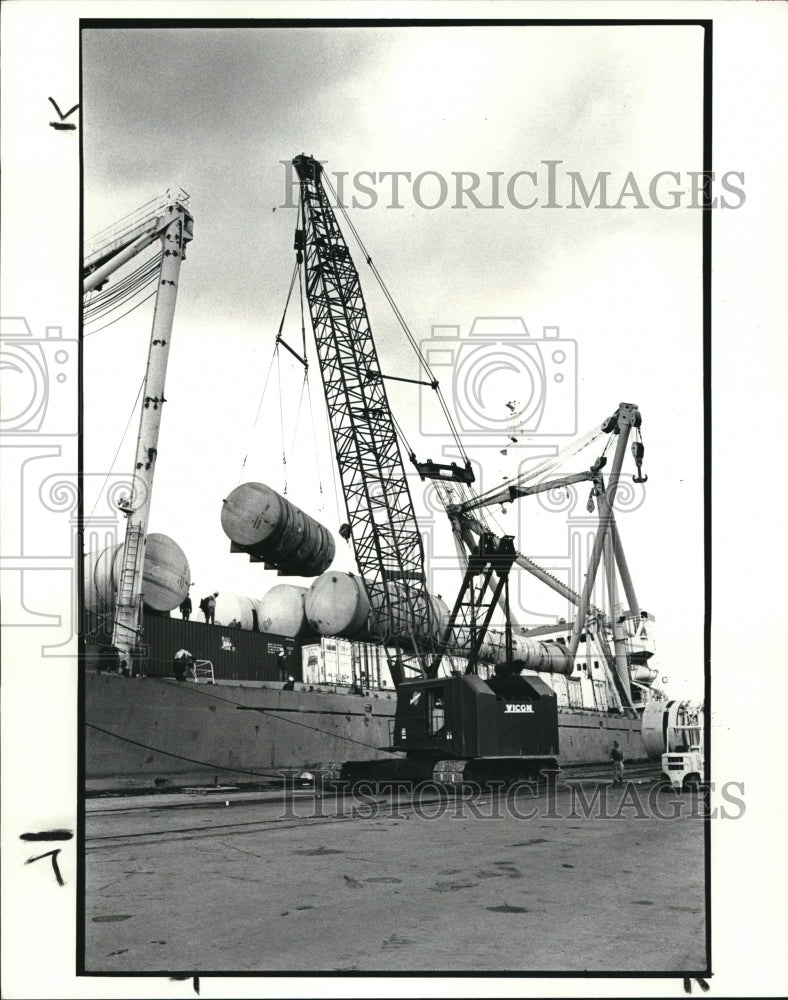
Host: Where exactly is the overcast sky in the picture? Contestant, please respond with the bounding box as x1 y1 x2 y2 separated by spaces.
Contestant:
82 24 705 696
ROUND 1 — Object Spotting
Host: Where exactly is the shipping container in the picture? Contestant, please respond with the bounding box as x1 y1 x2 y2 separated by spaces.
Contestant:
592 679 609 711
301 638 400 690
90 610 299 682
567 677 584 709
552 673 570 708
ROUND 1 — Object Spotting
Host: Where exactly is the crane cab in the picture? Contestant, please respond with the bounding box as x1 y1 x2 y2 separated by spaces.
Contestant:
392 671 559 764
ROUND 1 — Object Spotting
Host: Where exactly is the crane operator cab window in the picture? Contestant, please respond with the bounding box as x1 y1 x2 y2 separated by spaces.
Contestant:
426 687 446 736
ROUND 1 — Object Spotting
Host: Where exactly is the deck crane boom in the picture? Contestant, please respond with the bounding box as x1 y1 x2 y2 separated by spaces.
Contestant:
443 402 647 714
82 191 194 669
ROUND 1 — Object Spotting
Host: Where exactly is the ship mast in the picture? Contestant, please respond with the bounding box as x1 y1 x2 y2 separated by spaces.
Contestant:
83 193 194 667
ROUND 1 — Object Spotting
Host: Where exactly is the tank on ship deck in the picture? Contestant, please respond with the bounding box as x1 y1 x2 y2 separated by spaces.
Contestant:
84 532 190 613
258 584 312 638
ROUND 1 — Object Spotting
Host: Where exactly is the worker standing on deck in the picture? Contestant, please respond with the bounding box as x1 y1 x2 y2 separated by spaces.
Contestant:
173 648 195 682
200 592 217 625
611 740 625 785
179 595 192 620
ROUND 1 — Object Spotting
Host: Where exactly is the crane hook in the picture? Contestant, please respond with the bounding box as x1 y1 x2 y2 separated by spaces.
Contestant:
631 441 648 484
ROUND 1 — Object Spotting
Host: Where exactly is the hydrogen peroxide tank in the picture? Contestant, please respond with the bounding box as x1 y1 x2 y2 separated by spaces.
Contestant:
258 584 311 638
221 482 335 577
84 533 190 613
304 571 450 644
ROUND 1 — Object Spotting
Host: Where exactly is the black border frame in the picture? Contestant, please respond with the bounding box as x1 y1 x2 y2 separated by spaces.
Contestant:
77 15 713 985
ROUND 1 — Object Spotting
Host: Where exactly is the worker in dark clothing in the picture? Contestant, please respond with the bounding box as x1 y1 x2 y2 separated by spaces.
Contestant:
173 648 195 682
282 675 296 691
611 740 625 785
200 592 218 625
179 595 192 620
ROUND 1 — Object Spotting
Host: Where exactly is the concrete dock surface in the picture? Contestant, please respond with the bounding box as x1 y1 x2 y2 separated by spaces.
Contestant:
85 777 707 974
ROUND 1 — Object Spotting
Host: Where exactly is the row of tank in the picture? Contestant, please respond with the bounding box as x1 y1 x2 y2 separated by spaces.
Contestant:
84 538 574 676
84 481 574 675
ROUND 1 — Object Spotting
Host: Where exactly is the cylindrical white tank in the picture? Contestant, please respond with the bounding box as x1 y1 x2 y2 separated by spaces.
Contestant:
305 572 449 644
84 533 190 613
212 592 256 630
641 699 704 761
372 582 450 643
221 482 335 577
305 572 370 636
258 584 310 637
475 630 575 676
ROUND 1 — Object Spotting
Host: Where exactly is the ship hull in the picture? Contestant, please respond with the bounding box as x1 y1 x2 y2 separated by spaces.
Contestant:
84 671 648 793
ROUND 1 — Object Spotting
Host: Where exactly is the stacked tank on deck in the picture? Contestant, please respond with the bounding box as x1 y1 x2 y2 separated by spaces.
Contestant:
84 532 191 619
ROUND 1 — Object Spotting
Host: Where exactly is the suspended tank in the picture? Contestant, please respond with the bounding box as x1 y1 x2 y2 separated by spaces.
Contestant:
258 584 311 638
84 532 190 613
221 482 335 577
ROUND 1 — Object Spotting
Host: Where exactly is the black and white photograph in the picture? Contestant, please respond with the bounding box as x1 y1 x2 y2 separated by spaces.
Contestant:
1 3 786 998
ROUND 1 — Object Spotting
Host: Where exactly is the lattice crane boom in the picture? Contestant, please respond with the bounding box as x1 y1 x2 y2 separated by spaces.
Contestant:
292 154 434 681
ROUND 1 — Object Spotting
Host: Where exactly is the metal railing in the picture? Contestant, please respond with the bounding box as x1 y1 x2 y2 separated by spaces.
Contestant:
190 659 215 684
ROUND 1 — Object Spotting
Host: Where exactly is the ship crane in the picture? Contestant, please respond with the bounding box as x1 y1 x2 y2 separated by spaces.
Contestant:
438 401 648 715
82 191 194 667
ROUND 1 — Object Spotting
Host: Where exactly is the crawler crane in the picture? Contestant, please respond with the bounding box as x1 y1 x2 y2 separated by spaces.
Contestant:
291 154 647 786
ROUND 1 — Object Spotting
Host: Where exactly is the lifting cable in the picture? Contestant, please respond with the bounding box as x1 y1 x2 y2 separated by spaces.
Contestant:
320 173 471 468
292 259 325 502
237 350 277 485
83 251 163 334
237 261 302 488
276 347 287 493
465 422 607 514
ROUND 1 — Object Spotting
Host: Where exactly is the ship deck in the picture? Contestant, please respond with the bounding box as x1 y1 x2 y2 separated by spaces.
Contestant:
83 770 707 976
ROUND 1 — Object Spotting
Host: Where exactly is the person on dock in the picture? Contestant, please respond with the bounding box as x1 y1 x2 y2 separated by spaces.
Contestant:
283 675 296 691
179 595 192 620
611 740 625 785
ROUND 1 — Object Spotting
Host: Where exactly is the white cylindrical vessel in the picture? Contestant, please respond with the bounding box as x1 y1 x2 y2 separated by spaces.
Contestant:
221 482 335 577
305 572 370 636
212 593 256 630
372 582 450 643
475 629 575 676
258 584 310 637
84 532 190 613
641 699 703 761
